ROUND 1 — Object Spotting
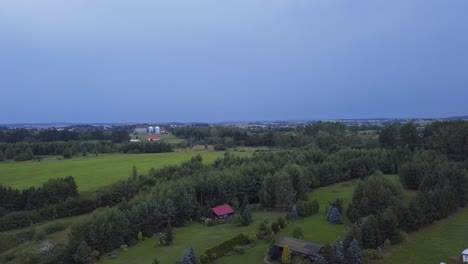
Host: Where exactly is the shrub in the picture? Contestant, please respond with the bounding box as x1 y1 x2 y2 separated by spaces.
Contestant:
248 233 258 244
277 217 286 229
362 249 383 262
234 245 245 254
271 222 280 234
203 233 249 261
292 227 303 239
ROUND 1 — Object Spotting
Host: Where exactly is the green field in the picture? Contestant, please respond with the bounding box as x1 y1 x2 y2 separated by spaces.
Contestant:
131 134 186 144
0 151 249 191
378 207 468 264
100 178 363 264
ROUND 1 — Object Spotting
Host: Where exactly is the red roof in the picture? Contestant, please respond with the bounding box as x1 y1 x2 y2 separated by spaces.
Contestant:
212 204 234 216
148 135 160 140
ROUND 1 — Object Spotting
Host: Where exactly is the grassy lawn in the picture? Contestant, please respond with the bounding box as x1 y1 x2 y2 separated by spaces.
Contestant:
377 207 468 264
131 134 186 144
0 151 250 191
100 178 365 264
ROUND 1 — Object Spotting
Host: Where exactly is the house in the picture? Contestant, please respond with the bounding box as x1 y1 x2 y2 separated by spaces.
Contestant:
463 249 468 263
211 204 234 219
275 237 323 261
148 135 161 141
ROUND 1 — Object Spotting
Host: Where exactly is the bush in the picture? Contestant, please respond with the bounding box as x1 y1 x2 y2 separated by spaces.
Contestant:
248 233 258 244
277 217 286 229
203 233 249 261
292 227 303 239
214 144 227 151
234 245 245 254
362 249 382 262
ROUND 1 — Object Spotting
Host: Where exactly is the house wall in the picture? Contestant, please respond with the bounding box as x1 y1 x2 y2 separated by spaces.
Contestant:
463 254 468 263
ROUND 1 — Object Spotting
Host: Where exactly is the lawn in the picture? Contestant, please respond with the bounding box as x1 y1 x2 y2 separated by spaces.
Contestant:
0 151 250 191
377 207 468 264
100 178 364 264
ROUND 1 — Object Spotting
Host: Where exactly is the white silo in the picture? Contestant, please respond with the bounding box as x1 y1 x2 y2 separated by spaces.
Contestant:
148 126 154 134
155 126 161 135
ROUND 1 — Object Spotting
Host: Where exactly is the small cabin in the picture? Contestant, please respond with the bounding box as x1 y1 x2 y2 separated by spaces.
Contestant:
148 135 161 141
463 249 468 263
275 237 323 262
211 204 234 219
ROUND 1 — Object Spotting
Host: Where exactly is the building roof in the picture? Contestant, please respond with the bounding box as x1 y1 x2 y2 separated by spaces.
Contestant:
463 249 468 255
212 204 234 216
275 237 323 257
148 135 160 140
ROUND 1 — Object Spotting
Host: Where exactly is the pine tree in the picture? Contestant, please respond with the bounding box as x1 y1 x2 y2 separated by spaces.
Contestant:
321 243 334 264
315 254 328 264
164 223 174 246
281 245 292 264
132 165 138 179
333 240 346 264
241 204 253 226
327 207 343 224
180 247 197 264
347 239 363 264
73 241 92 264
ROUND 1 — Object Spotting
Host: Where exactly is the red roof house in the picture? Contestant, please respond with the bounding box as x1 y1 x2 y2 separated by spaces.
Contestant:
211 204 235 219
148 135 161 141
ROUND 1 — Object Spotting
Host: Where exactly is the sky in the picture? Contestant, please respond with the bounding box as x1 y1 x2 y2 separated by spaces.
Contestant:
1 0 467 123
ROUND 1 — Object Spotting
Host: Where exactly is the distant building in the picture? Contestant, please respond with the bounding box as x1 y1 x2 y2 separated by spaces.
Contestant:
211 204 234 219
148 135 160 141
133 127 147 134
130 139 141 143
155 126 161 135
161 127 168 134
148 126 154 134
274 237 323 262
463 249 468 263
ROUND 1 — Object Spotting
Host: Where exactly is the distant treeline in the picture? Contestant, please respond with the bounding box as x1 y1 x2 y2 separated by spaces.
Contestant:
0 141 173 162
0 128 110 143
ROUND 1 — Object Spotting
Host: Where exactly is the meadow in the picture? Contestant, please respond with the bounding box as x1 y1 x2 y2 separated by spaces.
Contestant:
0 151 250 191
378 207 468 264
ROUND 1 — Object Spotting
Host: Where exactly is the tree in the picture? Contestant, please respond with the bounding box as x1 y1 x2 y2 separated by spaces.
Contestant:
180 247 197 264
258 223 270 239
359 215 381 249
281 245 292 264
277 217 286 229
315 254 328 264
0 151 5 161
73 241 92 264
379 125 399 148
347 239 363 264
132 165 138 179
399 123 419 150
138 231 143 241
321 243 334 264
380 208 401 244
241 205 253 226
333 240 346 264
163 223 174 246
292 227 303 239
63 148 73 159
271 222 280 234
111 130 130 143
327 207 342 224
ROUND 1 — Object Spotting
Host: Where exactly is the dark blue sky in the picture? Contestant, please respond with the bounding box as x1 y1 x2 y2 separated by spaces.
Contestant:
1 0 467 123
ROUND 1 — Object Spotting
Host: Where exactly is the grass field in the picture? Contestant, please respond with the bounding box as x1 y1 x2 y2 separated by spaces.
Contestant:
0 151 250 191
131 134 186 144
377 207 468 264
99 178 365 264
